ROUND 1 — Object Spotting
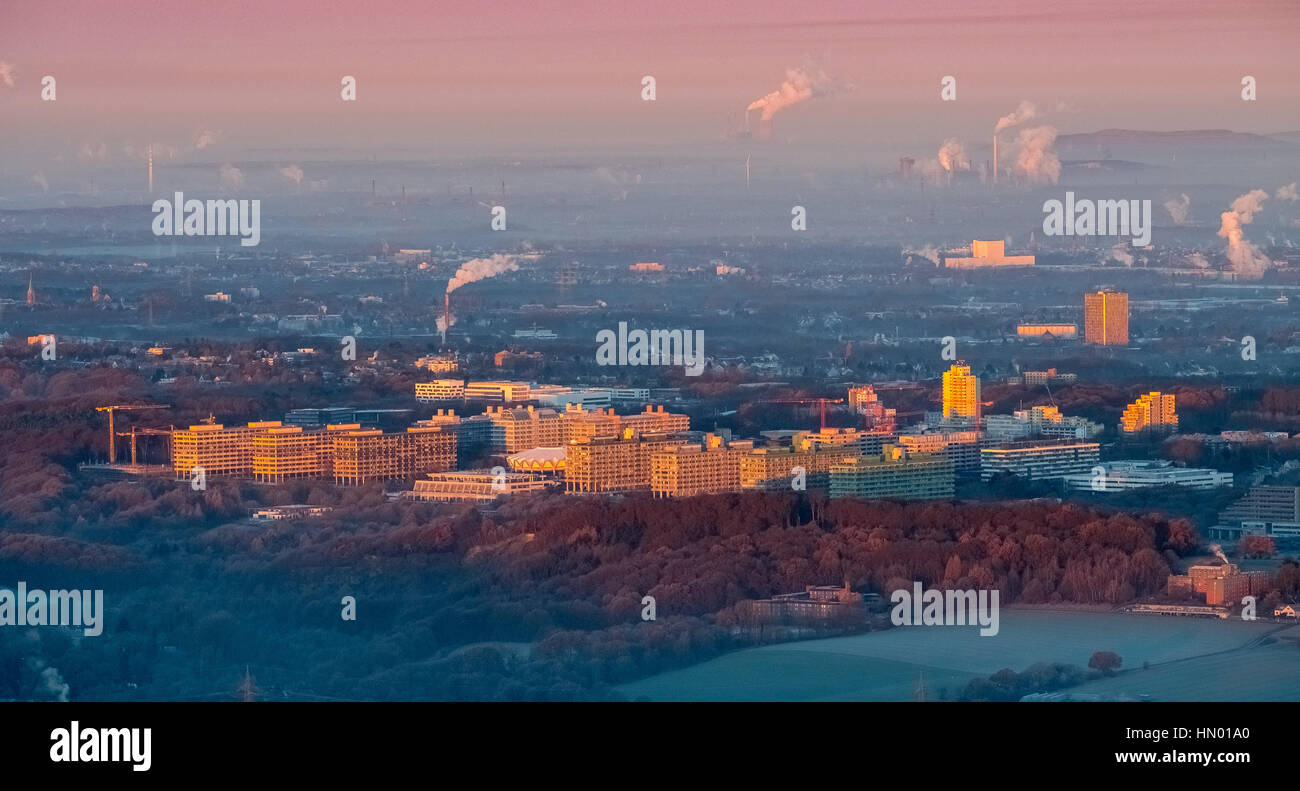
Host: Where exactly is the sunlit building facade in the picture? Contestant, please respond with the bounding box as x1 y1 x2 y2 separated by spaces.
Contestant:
1120 392 1178 434
1084 290 1129 346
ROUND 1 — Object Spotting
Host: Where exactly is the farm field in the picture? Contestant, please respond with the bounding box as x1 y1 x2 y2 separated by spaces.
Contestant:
619 611 1293 701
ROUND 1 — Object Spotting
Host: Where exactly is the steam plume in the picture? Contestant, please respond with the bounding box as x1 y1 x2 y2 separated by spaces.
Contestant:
0 61 14 88
1164 194 1191 224
1277 182 1298 202
279 165 304 185
1110 242 1134 267
446 253 519 294
746 61 836 122
194 129 219 150
994 100 1038 134
937 138 969 173
219 163 244 191
904 245 940 265
1218 189 1271 278
32 172 48 192
1013 126 1060 184
1208 544 1230 565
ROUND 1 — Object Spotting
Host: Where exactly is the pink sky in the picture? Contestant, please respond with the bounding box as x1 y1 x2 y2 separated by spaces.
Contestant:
2 0 1298 161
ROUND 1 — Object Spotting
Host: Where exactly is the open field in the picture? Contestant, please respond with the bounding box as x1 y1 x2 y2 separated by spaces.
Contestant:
619 611 1293 701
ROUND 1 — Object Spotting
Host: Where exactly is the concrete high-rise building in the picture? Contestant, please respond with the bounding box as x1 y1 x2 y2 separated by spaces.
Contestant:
565 430 683 493
829 445 955 501
559 404 625 443
1120 392 1178 434
331 426 456 485
983 406 1103 442
803 427 893 457
896 430 983 474
980 440 1100 481
618 404 691 437
414 380 467 401
172 421 285 479
414 409 492 467
847 385 897 430
651 434 754 498
738 439 850 492
252 424 360 483
1209 485 1300 542
942 363 981 420
1084 290 1129 346
484 405 565 453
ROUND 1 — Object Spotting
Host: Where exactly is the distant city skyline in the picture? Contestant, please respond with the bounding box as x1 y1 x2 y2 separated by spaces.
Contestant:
2 0 1298 169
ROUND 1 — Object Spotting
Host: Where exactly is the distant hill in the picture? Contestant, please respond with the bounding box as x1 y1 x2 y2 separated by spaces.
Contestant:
1059 129 1297 151
1061 159 1165 173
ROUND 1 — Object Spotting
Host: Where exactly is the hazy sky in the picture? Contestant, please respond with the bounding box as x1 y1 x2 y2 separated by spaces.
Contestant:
2 0 1298 167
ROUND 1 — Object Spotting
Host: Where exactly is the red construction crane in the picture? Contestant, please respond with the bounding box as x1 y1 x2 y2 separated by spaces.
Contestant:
751 398 844 431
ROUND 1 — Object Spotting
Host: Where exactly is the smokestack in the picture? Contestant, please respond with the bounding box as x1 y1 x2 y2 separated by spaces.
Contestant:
443 292 450 345
992 136 997 185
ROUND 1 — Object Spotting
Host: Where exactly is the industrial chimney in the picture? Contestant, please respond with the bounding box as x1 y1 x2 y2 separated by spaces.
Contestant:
442 292 450 345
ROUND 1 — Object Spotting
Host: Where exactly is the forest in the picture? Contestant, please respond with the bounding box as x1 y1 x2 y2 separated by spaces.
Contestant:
2 354 1299 700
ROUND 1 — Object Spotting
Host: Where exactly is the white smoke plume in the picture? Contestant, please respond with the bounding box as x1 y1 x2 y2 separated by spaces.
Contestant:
39 666 70 702
32 172 48 192
0 61 14 88
1208 544 1230 565
1230 189 1268 222
994 100 1038 134
1186 252 1210 269
747 60 838 122
26 658 70 702
1218 189 1271 278
194 129 219 150
219 163 244 191
1277 182 1298 202
279 165 304 185
1110 241 1134 267
1164 194 1191 224
446 253 519 294
937 138 969 173
1013 125 1060 184
904 245 940 265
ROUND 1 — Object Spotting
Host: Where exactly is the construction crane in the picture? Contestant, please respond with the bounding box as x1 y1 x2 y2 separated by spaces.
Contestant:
751 398 844 431
95 404 169 464
115 426 173 466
